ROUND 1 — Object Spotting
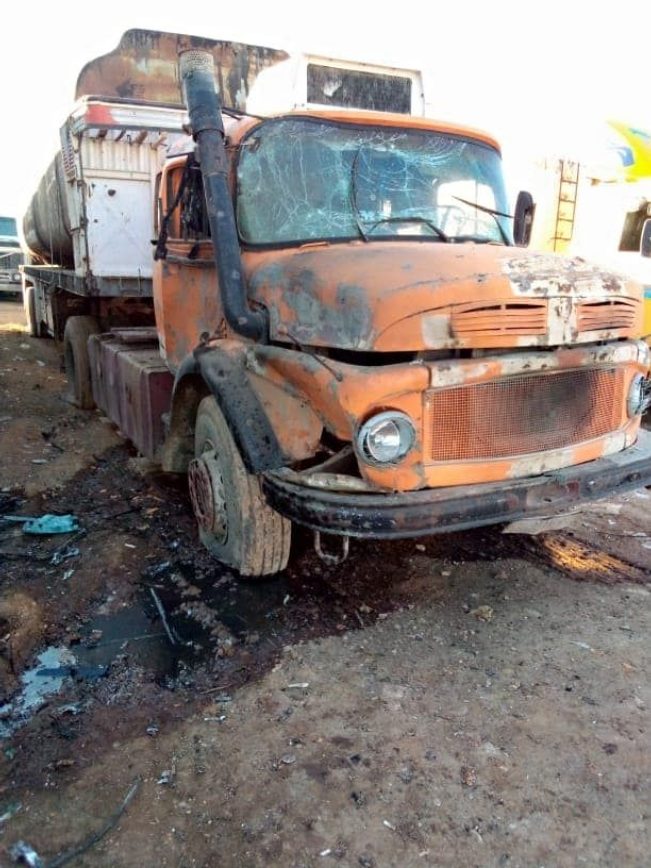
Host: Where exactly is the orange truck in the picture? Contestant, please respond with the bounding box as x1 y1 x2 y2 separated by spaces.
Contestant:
22 30 651 575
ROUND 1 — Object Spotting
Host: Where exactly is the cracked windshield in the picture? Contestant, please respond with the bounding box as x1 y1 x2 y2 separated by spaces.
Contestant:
237 117 511 245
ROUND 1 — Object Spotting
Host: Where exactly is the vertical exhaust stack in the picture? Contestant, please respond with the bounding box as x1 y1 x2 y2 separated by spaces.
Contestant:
179 49 267 342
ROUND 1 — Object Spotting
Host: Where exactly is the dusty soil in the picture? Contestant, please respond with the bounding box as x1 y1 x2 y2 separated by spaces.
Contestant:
0 296 22 325
0 299 650 867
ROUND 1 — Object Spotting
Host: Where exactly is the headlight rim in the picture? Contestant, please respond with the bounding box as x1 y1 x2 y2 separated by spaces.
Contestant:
355 410 416 466
627 373 649 418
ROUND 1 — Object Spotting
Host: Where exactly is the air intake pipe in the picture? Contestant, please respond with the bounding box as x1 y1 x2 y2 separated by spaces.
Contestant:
179 49 267 342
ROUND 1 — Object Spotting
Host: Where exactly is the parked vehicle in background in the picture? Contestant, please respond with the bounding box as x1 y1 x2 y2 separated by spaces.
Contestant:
21 30 651 577
0 216 23 294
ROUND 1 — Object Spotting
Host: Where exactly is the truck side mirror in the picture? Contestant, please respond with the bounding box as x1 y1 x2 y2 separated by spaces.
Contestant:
640 218 651 258
513 191 535 247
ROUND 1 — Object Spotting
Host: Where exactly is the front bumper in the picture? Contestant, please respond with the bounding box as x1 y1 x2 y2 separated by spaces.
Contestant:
262 430 651 538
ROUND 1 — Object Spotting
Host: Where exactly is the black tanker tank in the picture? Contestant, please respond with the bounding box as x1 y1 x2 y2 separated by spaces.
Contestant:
22 152 74 267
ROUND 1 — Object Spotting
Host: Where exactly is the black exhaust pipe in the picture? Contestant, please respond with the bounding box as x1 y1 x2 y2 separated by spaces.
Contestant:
179 49 267 342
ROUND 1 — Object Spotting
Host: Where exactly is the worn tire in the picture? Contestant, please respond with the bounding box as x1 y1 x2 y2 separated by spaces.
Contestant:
63 315 100 409
190 396 291 577
23 285 39 337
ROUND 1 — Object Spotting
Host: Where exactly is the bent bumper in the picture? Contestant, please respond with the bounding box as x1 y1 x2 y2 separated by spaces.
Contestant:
262 431 651 539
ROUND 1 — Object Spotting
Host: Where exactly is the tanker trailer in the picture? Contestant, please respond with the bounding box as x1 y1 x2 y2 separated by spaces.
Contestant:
21 28 287 407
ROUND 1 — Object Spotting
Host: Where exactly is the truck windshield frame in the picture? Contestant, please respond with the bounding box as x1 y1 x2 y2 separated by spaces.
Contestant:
236 117 512 248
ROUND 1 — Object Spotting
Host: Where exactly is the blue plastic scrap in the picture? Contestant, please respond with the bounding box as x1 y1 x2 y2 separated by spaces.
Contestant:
22 514 79 535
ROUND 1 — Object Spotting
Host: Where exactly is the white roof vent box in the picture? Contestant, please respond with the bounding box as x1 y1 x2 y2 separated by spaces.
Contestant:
247 54 425 117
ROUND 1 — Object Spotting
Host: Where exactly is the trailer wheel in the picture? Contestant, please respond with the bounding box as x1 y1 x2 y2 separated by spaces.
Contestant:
63 316 100 410
23 285 40 337
189 396 291 577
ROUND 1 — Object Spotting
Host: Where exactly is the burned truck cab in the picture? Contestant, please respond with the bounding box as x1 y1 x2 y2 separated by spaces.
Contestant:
152 50 651 575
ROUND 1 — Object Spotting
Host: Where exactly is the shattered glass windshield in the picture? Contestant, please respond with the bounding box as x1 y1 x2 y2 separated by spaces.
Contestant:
236 117 511 246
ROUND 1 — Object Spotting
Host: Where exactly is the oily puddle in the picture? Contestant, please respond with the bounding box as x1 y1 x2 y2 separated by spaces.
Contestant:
0 567 295 738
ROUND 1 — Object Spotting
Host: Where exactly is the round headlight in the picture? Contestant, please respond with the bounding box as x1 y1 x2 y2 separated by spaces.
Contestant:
627 374 647 417
356 411 415 464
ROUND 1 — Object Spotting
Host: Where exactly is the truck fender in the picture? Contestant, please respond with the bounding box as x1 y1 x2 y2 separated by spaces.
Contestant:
162 346 288 475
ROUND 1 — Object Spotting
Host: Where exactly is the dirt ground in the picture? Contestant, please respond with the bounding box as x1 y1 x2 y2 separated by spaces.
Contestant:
1 297 650 867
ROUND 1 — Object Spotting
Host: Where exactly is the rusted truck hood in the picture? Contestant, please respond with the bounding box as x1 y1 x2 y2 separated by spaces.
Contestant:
244 242 642 351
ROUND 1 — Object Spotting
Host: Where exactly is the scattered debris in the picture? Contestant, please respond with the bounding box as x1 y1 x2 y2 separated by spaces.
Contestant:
52 702 84 717
144 561 171 579
470 606 494 622
382 820 396 831
0 802 22 824
45 778 141 867
149 587 180 646
157 769 175 785
50 546 79 567
460 766 478 787
280 753 296 765
9 841 43 867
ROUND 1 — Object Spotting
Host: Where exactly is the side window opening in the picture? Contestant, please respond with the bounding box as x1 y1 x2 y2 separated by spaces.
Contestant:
162 160 211 243
179 162 211 241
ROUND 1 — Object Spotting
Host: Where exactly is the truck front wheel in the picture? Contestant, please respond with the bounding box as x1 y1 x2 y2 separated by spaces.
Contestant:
189 396 291 577
63 316 100 409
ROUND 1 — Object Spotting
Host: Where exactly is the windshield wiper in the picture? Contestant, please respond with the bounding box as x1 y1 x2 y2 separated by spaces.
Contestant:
365 215 450 242
451 195 511 244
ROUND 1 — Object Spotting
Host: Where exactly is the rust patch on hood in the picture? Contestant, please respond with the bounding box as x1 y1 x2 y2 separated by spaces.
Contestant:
244 243 643 352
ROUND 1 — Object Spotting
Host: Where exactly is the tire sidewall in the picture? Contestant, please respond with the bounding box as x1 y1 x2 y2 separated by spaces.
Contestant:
63 316 99 409
24 286 38 337
194 397 248 568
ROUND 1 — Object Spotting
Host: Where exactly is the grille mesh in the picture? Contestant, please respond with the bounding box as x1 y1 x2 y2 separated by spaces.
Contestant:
424 367 625 462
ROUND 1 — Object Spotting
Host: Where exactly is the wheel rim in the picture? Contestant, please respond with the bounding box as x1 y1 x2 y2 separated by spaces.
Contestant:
188 450 228 544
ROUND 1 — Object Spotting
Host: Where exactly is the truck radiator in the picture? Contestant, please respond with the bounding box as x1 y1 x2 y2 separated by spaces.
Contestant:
423 366 625 462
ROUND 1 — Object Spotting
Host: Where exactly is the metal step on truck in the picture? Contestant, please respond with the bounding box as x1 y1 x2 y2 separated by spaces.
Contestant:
21 29 651 576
